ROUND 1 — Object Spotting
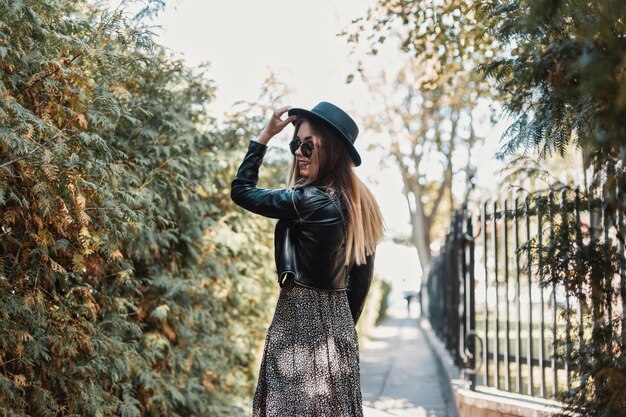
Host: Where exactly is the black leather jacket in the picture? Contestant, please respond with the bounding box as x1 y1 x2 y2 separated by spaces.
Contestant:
231 140 375 324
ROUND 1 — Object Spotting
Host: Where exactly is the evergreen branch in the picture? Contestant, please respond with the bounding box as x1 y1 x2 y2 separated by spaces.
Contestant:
0 358 19 368
0 128 67 169
84 207 118 211
25 0 129 89
137 158 177 190
156 157 175 171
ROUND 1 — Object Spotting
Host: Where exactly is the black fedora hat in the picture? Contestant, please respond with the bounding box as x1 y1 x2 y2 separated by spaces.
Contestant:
288 101 361 166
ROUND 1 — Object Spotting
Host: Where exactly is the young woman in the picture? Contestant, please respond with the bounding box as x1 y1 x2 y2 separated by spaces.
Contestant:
231 102 384 417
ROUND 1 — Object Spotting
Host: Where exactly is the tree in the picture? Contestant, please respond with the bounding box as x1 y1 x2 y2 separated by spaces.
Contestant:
364 60 485 276
478 0 626 162
345 0 495 276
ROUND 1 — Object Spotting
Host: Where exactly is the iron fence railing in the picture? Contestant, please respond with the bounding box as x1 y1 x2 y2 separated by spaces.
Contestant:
426 183 626 399
427 209 477 387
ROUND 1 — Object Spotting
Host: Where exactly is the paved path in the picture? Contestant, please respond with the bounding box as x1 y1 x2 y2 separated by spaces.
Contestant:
360 304 456 417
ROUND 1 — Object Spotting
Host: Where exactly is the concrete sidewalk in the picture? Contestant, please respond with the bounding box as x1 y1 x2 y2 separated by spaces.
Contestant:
360 304 457 417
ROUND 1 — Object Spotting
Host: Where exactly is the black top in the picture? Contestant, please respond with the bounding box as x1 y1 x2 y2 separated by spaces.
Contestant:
231 140 375 324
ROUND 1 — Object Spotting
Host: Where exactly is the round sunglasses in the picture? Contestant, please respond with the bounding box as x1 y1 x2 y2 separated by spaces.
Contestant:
289 139 314 158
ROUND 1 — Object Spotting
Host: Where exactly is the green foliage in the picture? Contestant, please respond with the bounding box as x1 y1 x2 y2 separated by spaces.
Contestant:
474 3 626 410
350 0 626 163
0 1 282 415
477 0 626 160
374 279 392 326
356 277 392 344
529 176 626 416
347 0 494 66
352 2 626 415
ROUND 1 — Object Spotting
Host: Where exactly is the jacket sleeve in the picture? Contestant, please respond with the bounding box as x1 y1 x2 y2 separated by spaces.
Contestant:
346 252 376 325
230 140 302 220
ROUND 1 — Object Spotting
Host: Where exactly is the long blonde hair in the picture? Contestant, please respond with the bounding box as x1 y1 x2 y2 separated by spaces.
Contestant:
288 118 385 266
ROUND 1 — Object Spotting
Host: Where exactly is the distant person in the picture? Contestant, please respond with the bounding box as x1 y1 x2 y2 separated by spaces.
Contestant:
231 102 384 417
403 290 418 317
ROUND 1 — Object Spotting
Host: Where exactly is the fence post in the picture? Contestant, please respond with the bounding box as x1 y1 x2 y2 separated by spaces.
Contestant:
483 203 490 386
493 201 500 390
549 190 558 397
537 193 546 398
466 212 477 389
561 189 572 392
514 196 522 393
525 195 534 396
504 199 511 392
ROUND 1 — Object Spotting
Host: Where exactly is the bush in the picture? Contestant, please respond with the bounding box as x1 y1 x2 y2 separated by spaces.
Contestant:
357 276 392 344
0 1 280 415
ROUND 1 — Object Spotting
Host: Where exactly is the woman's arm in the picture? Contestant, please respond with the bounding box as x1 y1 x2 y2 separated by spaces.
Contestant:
230 140 302 220
230 106 300 219
346 252 376 325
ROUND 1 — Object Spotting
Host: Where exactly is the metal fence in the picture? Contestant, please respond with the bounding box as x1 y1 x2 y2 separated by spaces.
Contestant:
427 182 626 399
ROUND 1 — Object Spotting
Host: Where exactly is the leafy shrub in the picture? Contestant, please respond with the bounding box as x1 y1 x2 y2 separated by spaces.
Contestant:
0 1 281 415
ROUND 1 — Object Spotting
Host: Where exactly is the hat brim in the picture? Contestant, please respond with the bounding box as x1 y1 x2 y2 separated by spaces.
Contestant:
288 107 362 167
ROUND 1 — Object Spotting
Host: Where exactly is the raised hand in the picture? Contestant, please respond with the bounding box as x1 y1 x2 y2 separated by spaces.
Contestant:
257 106 297 145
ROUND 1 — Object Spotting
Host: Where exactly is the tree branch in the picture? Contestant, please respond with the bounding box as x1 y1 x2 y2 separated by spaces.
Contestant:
0 128 67 170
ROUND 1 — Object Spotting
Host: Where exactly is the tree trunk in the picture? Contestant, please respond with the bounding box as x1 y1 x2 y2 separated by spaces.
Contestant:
406 185 432 275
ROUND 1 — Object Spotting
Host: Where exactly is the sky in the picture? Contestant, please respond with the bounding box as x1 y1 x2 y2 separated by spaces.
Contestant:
152 0 386 114
121 0 507 289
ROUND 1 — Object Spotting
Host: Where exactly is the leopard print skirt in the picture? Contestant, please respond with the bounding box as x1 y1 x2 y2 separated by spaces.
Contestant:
252 275 364 417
